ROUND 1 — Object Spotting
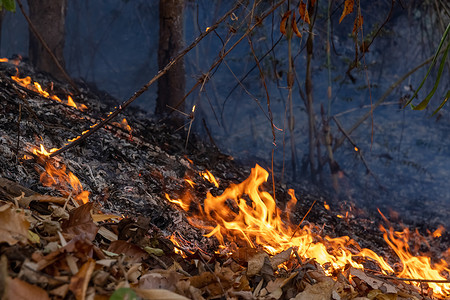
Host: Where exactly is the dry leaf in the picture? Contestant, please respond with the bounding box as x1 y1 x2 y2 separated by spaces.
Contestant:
107 240 149 263
298 2 310 24
352 13 363 34
5 277 50 300
0 203 30 245
339 0 354 23
292 11 302 37
350 268 397 294
367 289 398 300
280 10 291 36
62 202 98 241
270 247 292 270
133 288 190 300
247 252 269 276
291 279 335 300
69 258 96 300
138 270 182 290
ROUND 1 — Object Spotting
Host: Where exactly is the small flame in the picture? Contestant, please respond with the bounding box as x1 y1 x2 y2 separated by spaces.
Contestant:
324 201 330 210
32 144 89 204
67 95 77 108
354 146 359 152
0 58 8 62
185 177 196 188
433 226 445 238
200 170 219 188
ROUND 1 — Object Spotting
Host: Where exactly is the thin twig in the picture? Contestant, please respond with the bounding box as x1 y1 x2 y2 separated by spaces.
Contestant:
49 1 244 158
374 273 450 284
333 54 435 152
290 200 316 240
332 116 384 189
15 0 80 94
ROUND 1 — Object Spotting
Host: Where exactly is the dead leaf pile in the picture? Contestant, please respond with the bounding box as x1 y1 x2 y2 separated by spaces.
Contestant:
0 184 441 300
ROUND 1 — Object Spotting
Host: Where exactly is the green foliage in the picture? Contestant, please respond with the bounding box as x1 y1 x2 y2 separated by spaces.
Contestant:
110 288 138 300
0 0 15 12
405 23 449 114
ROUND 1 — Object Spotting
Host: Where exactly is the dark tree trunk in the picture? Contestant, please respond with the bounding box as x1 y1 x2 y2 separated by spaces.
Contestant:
27 0 67 79
156 0 185 125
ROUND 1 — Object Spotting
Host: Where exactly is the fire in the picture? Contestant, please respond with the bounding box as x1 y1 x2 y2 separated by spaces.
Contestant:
32 144 89 204
168 164 450 297
0 58 8 62
11 75 87 110
200 170 219 188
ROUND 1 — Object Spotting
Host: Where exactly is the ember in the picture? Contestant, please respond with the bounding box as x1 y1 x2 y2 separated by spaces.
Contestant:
168 164 450 297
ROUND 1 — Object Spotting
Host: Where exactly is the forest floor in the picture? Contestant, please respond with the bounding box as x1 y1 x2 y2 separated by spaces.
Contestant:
0 61 449 299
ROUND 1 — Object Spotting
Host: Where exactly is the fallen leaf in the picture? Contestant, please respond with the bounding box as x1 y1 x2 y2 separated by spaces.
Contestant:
270 247 292 270
247 251 270 276
0 203 30 245
138 270 182 290
107 240 149 263
292 279 335 300
133 288 190 300
62 202 98 241
367 289 398 300
69 258 96 300
5 277 50 300
339 0 354 24
110 287 138 300
350 268 397 294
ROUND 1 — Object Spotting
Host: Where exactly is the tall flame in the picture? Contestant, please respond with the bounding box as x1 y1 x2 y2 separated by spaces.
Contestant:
167 164 450 297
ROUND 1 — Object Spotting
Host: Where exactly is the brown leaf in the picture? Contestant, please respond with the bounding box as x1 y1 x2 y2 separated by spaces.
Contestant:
62 202 98 241
280 10 291 36
138 270 182 290
5 277 50 300
352 14 363 34
298 2 310 24
270 247 292 270
107 240 149 263
69 258 96 300
292 279 335 300
133 288 190 300
292 11 302 37
0 203 30 245
339 0 354 24
350 268 397 294
189 272 216 289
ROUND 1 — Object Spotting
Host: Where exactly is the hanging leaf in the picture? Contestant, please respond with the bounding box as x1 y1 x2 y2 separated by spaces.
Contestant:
310 0 317 7
280 10 291 36
352 14 363 34
412 41 449 110
0 0 16 12
339 0 354 24
292 11 302 37
298 1 310 24
405 23 450 109
432 90 449 116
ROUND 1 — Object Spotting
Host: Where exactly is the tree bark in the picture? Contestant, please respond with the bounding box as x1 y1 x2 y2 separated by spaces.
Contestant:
156 0 185 125
27 0 67 79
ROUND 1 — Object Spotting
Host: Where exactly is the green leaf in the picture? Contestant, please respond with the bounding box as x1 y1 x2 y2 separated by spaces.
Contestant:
412 41 449 110
110 287 138 300
404 22 449 108
432 90 449 116
1 0 16 12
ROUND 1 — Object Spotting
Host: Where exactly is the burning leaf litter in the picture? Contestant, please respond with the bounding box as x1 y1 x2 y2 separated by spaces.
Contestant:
0 60 449 299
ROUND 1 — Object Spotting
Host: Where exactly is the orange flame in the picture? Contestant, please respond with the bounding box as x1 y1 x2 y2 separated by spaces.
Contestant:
167 164 450 297
11 75 87 110
200 170 219 188
0 58 8 62
33 144 89 204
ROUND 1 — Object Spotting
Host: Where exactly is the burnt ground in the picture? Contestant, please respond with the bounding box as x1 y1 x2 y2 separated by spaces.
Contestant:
0 60 449 299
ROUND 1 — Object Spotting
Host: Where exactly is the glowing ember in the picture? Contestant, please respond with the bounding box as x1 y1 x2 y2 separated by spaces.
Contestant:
0 58 8 62
168 164 450 297
32 144 89 204
324 201 330 210
200 170 219 188
354 146 359 152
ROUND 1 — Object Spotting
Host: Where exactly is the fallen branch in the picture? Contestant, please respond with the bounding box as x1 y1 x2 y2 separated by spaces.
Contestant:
49 1 244 158
375 274 450 284
16 0 80 94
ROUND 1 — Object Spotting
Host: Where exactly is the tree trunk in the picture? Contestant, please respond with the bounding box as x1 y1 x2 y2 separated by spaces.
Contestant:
27 0 67 79
156 0 185 125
